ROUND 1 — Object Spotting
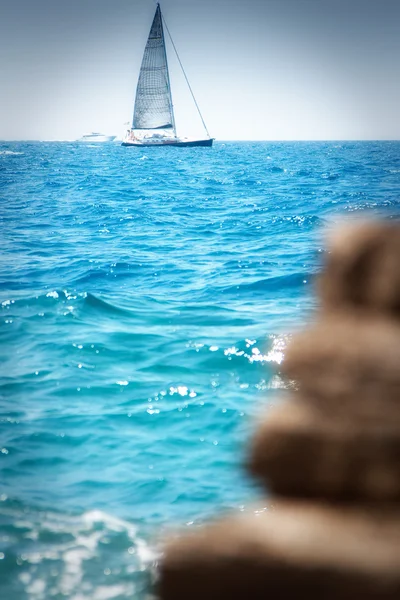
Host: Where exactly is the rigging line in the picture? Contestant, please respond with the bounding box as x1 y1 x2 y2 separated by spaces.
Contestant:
159 7 212 138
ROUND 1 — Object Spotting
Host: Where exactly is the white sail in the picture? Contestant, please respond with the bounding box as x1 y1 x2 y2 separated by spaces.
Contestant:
132 4 175 131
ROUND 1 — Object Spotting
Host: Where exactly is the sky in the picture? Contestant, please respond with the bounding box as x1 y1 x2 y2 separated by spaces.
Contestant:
0 0 399 140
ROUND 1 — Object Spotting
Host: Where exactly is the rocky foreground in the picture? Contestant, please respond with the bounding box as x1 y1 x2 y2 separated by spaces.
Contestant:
159 221 400 599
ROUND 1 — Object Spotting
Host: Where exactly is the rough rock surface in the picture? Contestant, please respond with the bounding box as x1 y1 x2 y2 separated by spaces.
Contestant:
249 401 400 500
319 221 400 316
282 315 400 424
160 502 400 600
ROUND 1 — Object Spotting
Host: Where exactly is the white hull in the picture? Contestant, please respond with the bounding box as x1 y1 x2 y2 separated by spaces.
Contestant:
77 134 116 143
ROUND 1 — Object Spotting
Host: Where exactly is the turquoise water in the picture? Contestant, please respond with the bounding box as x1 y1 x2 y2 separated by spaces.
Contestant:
1 141 399 598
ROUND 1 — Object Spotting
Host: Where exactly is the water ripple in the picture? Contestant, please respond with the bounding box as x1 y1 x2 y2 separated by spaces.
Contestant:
1 140 399 598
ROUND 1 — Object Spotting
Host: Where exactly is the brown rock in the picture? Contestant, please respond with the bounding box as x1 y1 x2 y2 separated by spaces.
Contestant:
282 315 400 424
159 501 400 600
249 401 400 500
319 221 400 316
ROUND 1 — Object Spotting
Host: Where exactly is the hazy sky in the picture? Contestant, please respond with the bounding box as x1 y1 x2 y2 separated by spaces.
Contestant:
0 0 399 140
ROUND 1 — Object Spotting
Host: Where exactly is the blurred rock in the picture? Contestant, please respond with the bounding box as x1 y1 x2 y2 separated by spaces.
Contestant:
159 219 400 600
282 315 400 424
159 501 400 600
249 401 400 500
319 221 400 316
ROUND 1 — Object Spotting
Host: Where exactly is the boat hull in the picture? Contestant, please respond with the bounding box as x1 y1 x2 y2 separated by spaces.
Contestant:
122 138 213 148
78 135 116 143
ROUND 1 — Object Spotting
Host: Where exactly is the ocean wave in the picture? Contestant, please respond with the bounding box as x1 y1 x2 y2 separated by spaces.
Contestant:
222 272 313 295
0 289 86 310
0 150 24 156
0 290 140 320
0 499 156 600
83 292 139 318
2 140 399 599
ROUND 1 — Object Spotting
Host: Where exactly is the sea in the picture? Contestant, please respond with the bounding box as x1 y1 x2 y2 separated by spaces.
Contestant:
1 140 399 599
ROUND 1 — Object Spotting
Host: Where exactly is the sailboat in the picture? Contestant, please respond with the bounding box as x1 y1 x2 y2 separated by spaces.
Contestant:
122 3 213 148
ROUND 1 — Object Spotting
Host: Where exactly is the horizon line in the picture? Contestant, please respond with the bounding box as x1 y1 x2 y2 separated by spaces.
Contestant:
1 138 400 143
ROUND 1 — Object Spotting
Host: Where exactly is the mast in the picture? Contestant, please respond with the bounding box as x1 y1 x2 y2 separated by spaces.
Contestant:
159 4 176 136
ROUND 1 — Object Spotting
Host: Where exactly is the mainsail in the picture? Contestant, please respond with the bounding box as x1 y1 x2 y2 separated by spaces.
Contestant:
132 4 175 131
